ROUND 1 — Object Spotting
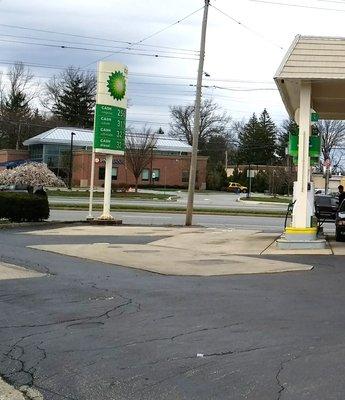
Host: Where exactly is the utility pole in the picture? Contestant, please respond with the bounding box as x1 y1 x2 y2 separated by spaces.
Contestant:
185 0 210 226
68 131 76 190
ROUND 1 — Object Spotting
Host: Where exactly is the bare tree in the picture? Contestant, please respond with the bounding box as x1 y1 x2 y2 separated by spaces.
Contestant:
0 62 36 149
125 127 157 192
317 120 345 165
7 62 36 103
169 99 231 150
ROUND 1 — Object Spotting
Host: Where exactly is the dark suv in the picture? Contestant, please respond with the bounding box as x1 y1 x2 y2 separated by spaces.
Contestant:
314 194 338 221
336 200 345 241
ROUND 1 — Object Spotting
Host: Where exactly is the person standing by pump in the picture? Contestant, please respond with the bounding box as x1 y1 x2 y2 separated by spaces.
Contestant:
338 185 345 209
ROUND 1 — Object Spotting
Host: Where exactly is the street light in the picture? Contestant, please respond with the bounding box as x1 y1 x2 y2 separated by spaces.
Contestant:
68 131 76 190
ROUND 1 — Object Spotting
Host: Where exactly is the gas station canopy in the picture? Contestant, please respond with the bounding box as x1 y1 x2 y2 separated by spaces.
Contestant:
275 35 345 120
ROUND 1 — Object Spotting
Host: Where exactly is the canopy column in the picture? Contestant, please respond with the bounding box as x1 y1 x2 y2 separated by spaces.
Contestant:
293 81 312 229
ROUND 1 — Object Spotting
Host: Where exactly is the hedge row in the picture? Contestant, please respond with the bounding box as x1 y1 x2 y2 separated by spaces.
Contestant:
0 192 49 222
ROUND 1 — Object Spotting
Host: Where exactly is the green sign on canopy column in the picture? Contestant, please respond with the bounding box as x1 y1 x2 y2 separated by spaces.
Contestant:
93 62 128 155
288 127 321 165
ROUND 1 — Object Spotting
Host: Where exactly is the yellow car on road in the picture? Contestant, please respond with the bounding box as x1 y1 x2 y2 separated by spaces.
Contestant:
227 182 247 193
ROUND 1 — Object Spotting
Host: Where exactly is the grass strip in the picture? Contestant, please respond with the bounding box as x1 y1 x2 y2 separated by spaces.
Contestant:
47 190 176 201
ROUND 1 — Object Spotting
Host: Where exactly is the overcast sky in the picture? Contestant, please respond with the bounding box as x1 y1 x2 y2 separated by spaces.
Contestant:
1 0 345 131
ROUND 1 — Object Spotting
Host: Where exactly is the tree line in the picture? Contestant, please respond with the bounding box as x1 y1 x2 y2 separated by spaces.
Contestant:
1 62 345 193
0 62 96 149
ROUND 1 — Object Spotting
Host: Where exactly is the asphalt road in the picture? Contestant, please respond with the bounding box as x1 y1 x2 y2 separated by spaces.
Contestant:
0 225 344 399
50 209 336 235
48 191 288 211
50 209 288 232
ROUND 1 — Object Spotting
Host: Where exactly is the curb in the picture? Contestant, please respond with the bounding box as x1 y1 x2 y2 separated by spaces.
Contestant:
237 198 289 206
19 385 43 400
0 377 43 400
0 220 86 230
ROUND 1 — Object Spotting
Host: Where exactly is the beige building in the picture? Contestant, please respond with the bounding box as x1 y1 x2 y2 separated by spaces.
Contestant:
312 174 345 192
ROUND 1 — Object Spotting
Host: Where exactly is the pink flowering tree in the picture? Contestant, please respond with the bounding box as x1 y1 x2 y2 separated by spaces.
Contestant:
0 162 65 193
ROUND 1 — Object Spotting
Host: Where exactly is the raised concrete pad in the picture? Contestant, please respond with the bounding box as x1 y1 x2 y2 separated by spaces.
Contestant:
0 262 44 281
29 242 312 276
0 378 42 400
328 239 345 255
28 226 313 276
263 241 332 255
276 238 327 250
151 229 278 255
0 377 26 400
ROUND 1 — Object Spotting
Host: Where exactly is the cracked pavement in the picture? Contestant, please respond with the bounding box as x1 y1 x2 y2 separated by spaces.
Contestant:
1 225 345 399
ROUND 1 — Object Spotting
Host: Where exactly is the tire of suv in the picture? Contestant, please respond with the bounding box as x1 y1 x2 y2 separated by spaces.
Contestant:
242 189 247 193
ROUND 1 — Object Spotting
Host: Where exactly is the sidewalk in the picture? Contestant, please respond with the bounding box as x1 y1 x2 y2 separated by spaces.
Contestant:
27 225 315 276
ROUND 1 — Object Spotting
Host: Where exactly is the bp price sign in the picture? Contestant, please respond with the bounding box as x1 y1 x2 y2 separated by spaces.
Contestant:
93 61 128 155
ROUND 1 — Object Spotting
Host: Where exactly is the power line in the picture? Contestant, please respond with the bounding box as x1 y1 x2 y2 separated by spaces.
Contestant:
0 38 198 60
84 5 204 67
0 33 198 56
189 84 278 92
138 7 204 44
210 4 284 50
250 0 345 12
0 60 276 85
0 117 171 128
315 0 345 4
0 23 198 53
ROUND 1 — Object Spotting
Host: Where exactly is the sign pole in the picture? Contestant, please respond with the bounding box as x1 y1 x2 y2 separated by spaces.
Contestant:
100 154 113 219
87 150 96 220
92 61 128 221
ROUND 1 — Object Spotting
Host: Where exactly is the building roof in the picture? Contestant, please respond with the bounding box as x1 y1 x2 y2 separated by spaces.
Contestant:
275 35 345 80
23 127 192 153
275 35 345 120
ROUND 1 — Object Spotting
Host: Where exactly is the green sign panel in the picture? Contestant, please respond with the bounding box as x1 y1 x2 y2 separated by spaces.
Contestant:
93 62 128 155
288 131 321 165
311 112 319 122
94 104 126 152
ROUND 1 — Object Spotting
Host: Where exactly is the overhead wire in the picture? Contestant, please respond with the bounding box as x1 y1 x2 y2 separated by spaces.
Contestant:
0 23 198 53
0 33 198 56
250 0 345 12
83 5 204 67
0 38 198 60
210 4 284 50
0 61 276 86
315 0 345 4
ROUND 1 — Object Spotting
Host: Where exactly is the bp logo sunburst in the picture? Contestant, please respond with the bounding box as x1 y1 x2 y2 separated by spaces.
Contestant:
107 71 126 101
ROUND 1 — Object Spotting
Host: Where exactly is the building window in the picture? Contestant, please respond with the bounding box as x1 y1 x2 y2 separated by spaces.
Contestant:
152 169 160 181
182 170 198 183
98 167 105 180
29 145 43 161
142 169 149 181
112 167 118 180
182 170 189 183
98 167 118 180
